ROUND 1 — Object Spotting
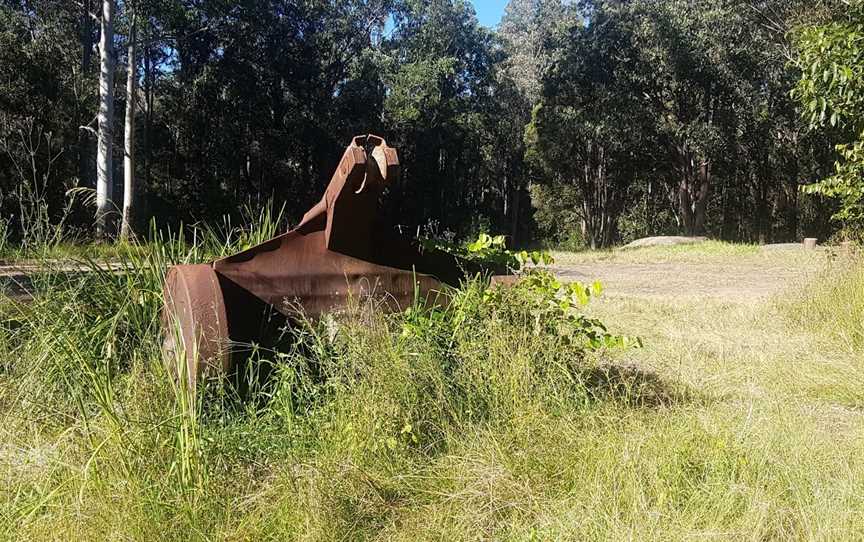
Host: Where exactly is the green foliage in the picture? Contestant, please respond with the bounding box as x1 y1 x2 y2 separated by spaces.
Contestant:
480 270 641 350
524 0 838 244
794 2 864 132
400 269 638 356
801 140 864 224
616 188 680 244
795 1 864 226
2 0 846 252
528 183 586 249
524 4 648 248
426 232 554 271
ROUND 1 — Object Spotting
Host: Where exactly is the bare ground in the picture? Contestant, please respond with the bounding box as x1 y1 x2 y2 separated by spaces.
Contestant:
549 261 813 300
548 246 828 301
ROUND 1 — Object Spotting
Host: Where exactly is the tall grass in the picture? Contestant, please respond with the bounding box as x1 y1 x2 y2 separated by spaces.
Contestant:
0 208 626 539
3 215 864 539
784 252 864 352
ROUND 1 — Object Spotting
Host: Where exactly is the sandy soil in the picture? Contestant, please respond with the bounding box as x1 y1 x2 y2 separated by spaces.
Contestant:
549 259 818 301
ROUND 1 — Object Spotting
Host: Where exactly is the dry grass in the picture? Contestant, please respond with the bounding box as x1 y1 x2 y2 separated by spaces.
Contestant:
2 241 864 540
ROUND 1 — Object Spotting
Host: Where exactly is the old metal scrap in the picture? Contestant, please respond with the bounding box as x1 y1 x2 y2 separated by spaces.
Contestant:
162 134 499 387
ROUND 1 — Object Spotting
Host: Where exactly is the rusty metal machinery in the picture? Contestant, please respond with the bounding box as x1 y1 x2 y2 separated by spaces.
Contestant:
162 134 499 387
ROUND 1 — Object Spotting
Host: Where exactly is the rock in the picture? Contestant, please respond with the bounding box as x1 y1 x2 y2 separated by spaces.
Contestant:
623 236 707 249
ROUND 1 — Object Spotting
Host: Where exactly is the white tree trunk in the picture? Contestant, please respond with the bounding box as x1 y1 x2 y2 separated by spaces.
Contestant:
96 0 115 238
121 14 136 240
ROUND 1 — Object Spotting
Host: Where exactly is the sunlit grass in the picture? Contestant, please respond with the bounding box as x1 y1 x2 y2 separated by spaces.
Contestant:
1 227 863 540
783 252 864 353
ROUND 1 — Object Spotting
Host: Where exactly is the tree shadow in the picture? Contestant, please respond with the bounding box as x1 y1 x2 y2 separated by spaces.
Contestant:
579 363 694 408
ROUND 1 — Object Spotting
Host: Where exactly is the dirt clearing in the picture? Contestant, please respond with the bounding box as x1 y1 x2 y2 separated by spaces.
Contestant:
549 242 829 301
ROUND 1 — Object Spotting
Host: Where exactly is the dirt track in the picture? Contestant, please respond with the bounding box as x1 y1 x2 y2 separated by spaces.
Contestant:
549 258 821 301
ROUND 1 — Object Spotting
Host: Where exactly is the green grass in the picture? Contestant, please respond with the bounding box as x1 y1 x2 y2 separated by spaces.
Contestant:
0 201 287 265
0 240 150 264
783 252 864 353
2 232 864 540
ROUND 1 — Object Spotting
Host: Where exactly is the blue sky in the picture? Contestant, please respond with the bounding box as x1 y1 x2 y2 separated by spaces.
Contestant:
383 0 507 35
471 0 509 27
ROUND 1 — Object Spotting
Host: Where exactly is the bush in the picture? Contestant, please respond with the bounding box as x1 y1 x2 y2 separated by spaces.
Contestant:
528 183 585 249
425 232 553 271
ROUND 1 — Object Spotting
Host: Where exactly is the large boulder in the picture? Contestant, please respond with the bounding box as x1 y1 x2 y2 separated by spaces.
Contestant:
623 236 707 249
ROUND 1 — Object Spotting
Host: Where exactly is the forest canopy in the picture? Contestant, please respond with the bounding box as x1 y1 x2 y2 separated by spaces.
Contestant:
0 0 854 248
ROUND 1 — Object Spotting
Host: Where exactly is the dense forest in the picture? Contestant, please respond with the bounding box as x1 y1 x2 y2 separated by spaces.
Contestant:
0 0 852 248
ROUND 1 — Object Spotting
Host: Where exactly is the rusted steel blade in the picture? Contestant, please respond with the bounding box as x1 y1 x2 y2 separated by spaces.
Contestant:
162 134 501 388
162 264 230 387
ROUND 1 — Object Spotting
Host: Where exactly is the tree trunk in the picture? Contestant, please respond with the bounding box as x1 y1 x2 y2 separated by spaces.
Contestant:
677 147 711 236
577 142 620 250
121 13 136 240
679 179 693 234
78 0 93 190
509 185 521 248
692 160 710 234
142 31 153 198
787 184 799 242
96 0 115 238
80 0 93 71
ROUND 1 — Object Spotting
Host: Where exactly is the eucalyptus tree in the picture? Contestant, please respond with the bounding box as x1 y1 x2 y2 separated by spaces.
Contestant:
495 0 573 245
381 0 501 234
121 1 137 239
96 0 115 238
139 0 389 223
525 0 839 243
526 1 655 248
498 0 572 104
619 0 753 236
724 0 843 241
0 0 851 248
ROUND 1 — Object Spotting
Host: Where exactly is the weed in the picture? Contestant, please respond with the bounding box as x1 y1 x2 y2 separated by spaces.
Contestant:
425 233 553 271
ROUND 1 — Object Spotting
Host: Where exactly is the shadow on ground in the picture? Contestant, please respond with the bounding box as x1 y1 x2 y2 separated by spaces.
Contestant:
581 363 693 408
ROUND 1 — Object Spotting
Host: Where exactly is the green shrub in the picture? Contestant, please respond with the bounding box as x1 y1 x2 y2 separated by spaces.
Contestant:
528 183 584 249
425 232 553 271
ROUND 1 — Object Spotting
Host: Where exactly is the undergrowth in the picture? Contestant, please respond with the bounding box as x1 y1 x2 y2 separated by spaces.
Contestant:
424 233 553 271
0 217 637 540
3 216 864 540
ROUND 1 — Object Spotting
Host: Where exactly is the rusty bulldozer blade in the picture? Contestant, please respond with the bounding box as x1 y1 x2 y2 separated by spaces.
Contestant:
162 134 505 388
